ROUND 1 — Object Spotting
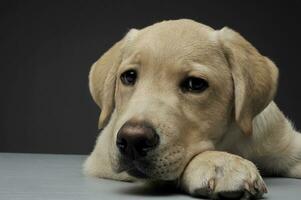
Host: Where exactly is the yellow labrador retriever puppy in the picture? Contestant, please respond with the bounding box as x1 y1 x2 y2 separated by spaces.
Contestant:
83 19 301 199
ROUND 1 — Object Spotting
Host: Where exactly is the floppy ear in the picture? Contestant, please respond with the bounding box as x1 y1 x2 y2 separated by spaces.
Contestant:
218 27 279 136
89 29 139 129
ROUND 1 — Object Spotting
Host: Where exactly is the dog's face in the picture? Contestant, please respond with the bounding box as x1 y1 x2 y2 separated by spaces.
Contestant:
89 19 278 180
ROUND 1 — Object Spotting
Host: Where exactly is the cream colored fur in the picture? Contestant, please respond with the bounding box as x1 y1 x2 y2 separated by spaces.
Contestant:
83 19 301 199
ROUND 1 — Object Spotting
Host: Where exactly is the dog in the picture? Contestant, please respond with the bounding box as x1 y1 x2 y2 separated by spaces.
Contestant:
83 19 301 199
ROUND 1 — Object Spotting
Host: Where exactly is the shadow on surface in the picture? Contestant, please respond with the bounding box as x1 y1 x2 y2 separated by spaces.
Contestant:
117 181 186 197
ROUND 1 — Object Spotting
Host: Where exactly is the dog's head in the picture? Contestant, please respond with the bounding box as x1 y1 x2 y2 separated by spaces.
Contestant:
89 19 278 180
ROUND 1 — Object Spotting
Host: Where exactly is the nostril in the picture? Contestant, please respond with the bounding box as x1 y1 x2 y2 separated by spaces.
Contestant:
149 132 159 147
116 138 127 153
144 133 159 148
135 133 159 156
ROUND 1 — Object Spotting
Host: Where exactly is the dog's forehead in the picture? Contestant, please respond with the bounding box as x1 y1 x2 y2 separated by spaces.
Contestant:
140 19 215 41
127 20 223 69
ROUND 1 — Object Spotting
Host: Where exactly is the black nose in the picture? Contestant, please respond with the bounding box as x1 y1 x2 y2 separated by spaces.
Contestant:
116 121 159 160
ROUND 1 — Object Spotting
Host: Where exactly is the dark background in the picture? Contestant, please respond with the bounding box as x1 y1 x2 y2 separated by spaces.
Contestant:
0 1 300 154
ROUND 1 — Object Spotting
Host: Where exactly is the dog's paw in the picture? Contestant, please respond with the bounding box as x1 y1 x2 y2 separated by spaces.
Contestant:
180 151 267 199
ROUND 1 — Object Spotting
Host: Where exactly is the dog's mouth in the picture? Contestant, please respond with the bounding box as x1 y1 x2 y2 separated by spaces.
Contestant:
126 167 149 178
117 158 152 179
112 145 187 180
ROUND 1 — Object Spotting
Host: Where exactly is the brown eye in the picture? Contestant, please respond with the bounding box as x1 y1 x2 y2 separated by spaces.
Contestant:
120 70 137 85
181 77 208 93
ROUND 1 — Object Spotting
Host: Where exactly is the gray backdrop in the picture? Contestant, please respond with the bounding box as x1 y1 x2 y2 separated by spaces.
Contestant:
0 0 300 154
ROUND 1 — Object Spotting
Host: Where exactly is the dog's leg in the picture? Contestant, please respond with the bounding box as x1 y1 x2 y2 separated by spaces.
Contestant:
180 151 267 199
284 131 301 178
288 162 301 178
254 110 301 179
238 102 301 179
83 113 135 181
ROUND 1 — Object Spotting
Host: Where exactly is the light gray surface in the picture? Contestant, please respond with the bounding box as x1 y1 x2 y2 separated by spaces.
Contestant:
0 153 300 200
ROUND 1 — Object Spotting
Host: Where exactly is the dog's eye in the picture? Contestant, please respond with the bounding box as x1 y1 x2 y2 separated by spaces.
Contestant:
120 70 137 86
180 77 208 93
